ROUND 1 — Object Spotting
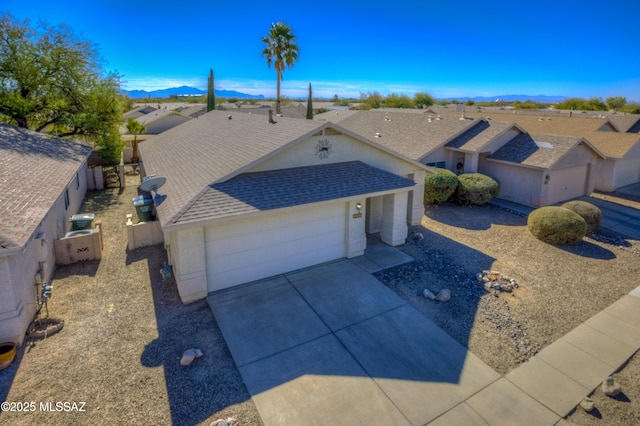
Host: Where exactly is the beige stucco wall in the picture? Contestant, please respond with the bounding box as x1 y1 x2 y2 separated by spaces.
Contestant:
593 159 617 192
0 161 88 345
480 160 544 207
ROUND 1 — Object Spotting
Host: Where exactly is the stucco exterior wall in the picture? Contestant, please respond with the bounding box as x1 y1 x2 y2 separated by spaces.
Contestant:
593 159 617 192
0 160 88 345
480 160 544 207
614 154 640 189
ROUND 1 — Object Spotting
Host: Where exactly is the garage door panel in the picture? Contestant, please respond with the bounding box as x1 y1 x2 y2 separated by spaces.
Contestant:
205 203 346 292
548 165 588 204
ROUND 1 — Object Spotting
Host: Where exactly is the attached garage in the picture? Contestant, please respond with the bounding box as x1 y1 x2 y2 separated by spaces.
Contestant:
547 164 588 205
139 111 428 303
204 203 346 292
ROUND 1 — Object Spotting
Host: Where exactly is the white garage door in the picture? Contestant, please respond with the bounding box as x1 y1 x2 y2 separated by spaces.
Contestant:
204 203 346 292
548 164 588 204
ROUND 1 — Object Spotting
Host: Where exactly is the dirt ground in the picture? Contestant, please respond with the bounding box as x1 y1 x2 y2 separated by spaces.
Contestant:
1 176 638 425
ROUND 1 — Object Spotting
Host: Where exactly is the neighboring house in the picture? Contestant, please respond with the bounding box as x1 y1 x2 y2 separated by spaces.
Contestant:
599 115 640 133
139 111 428 303
135 110 192 134
123 105 158 120
0 124 92 345
315 110 482 170
479 132 604 206
455 112 640 192
178 104 207 119
228 104 308 119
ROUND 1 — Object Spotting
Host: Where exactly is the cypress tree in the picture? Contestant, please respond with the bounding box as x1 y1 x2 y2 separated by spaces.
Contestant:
207 69 215 112
306 83 313 119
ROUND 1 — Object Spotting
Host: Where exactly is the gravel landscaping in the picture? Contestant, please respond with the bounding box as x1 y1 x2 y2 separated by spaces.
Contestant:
1 176 638 425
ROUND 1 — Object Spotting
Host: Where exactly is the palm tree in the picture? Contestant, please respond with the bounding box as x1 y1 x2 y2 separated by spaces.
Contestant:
126 118 146 164
261 22 299 115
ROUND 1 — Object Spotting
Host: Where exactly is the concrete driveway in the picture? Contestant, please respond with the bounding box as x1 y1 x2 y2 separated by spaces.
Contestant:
207 258 506 425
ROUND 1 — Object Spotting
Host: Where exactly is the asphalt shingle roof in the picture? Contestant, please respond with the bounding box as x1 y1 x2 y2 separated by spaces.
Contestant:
175 161 415 224
445 111 640 159
139 110 332 227
487 133 591 169
607 115 640 133
0 124 92 253
315 110 480 160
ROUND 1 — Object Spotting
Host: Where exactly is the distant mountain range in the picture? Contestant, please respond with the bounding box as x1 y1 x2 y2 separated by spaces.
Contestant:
121 85 264 99
444 94 567 103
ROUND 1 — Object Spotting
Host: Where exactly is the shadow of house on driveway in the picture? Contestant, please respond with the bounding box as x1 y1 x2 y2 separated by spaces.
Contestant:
207 229 499 425
138 245 259 426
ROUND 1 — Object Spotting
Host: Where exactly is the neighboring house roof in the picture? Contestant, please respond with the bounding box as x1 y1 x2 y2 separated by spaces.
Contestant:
446 121 514 152
178 161 415 223
227 105 307 119
135 110 192 127
315 110 480 161
179 105 207 118
123 105 157 120
487 133 602 169
451 111 640 159
0 124 92 254
604 115 640 133
139 111 425 229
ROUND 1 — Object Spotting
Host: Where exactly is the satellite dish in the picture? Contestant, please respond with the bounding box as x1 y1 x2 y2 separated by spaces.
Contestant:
140 175 166 194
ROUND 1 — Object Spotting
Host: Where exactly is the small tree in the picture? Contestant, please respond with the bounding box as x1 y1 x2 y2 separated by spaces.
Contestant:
606 96 626 112
126 118 146 164
414 92 435 109
383 93 414 109
306 83 313 119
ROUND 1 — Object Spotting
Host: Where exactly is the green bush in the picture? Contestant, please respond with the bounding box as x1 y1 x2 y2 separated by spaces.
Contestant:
561 200 602 233
424 168 458 204
528 206 587 245
452 173 500 206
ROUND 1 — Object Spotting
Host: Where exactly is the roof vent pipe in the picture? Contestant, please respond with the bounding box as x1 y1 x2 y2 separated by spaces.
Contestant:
268 109 275 123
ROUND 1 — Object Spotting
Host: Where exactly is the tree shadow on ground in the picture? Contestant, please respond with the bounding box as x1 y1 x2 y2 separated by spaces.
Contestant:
138 246 255 426
425 202 526 231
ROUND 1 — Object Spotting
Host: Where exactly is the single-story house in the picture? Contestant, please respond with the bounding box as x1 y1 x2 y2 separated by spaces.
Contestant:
315 110 483 170
478 132 604 206
135 109 192 134
139 111 429 303
448 111 640 192
123 104 158 120
0 124 92 345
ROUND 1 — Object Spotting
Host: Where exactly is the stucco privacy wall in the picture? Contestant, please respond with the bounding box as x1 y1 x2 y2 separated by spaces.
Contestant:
248 131 426 225
0 161 88 345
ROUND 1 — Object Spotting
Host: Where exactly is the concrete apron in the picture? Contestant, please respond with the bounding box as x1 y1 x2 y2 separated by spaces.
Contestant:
207 254 511 425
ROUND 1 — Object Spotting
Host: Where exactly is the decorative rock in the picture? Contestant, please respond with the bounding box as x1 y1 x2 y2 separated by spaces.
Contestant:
602 376 621 397
422 289 436 300
211 420 228 426
435 288 451 302
412 232 424 241
180 348 204 366
580 397 595 412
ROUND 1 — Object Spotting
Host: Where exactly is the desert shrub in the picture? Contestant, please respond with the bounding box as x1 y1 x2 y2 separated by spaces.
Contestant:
452 173 500 206
561 200 602 233
424 168 458 204
527 206 587 245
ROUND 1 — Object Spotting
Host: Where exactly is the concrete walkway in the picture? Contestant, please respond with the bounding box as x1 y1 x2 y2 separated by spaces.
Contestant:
490 196 640 240
207 242 640 425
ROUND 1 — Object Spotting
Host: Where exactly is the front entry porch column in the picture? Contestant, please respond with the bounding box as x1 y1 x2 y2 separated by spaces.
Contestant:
380 192 408 246
408 170 426 226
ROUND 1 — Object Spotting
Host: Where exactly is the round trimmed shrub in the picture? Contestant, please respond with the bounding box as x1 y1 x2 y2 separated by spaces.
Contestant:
424 168 458 205
561 200 602 233
527 206 587 245
452 173 500 206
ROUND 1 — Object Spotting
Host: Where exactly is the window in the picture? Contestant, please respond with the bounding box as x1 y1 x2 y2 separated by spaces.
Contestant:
425 161 446 168
75 173 80 189
64 188 70 210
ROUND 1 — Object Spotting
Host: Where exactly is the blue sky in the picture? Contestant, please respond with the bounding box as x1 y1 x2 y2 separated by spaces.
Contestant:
4 0 640 100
